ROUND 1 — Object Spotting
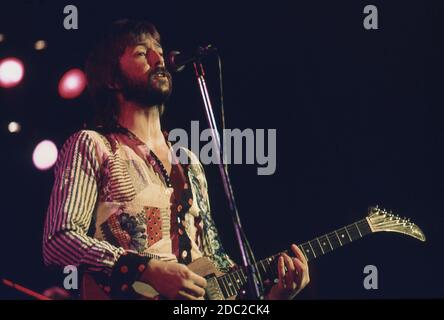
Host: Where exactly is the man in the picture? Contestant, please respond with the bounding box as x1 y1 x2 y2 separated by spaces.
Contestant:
43 19 309 300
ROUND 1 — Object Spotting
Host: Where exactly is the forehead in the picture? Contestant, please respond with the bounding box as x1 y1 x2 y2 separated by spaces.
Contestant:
129 33 161 49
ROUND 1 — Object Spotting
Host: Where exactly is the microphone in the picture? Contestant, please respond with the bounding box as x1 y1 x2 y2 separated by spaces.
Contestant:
167 44 217 72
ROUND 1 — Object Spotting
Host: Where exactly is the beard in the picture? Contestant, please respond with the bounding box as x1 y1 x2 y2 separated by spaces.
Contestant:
119 66 173 108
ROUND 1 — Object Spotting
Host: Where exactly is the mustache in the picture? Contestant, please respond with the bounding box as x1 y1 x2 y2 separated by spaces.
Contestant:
149 66 172 79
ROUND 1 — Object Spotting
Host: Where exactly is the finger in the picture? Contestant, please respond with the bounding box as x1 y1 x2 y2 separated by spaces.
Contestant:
294 257 310 285
291 247 309 276
277 256 285 289
293 258 304 288
189 272 208 289
183 282 206 298
283 254 296 290
291 244 307 265
176 290 201 300
283 253 296 272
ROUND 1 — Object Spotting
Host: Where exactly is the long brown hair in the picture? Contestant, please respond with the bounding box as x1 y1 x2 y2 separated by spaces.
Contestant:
85 19 161 130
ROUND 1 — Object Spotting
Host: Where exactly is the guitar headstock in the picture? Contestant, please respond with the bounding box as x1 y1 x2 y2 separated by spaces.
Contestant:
366 206 426 242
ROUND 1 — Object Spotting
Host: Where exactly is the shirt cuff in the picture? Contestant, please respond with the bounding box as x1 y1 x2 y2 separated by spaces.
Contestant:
108 251 151 299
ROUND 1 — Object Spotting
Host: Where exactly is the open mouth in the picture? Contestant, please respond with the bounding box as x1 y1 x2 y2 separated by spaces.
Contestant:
153 69 167 78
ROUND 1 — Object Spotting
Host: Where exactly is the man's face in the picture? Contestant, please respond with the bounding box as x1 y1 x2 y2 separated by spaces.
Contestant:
118 33 172 107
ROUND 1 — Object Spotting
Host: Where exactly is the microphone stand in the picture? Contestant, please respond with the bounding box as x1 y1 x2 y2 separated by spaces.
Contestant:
192 61 264 300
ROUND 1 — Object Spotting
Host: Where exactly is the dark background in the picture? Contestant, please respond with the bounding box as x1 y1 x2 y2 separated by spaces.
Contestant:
0 0 443 299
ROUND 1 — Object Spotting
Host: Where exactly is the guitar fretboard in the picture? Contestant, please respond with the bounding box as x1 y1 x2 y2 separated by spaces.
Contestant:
215 218 372 299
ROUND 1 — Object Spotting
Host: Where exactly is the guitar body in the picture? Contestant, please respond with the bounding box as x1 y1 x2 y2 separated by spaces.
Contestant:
81 257 234 300
81 273 110 300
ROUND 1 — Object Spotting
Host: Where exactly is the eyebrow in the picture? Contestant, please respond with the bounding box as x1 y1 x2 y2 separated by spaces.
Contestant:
135 41 162 49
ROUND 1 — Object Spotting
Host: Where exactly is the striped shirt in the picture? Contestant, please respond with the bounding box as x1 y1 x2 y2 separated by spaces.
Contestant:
43 129 234 280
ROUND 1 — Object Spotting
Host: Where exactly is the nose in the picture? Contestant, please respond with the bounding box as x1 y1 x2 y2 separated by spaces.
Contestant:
147 49 165 68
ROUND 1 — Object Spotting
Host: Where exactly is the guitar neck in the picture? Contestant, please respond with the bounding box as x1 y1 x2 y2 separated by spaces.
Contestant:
215 218 373 299
295 218 372 262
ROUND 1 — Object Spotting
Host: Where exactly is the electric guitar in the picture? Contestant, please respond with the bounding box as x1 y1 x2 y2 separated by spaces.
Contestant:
81 206 426 300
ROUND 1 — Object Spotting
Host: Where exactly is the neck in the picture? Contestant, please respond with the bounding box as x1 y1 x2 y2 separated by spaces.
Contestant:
117 98 164 146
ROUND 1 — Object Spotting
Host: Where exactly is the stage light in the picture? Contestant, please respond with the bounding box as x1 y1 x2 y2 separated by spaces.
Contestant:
0 34 4 43
32 140 58 171
8 121 21 133
34 40 47 51
0 57 24 88
58 68 87 99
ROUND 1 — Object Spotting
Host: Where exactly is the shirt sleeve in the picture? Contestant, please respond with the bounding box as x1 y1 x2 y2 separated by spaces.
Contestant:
42 130 142 275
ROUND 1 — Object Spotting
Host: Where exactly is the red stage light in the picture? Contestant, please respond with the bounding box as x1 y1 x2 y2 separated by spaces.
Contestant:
58 68 87 99
0 57 25 88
